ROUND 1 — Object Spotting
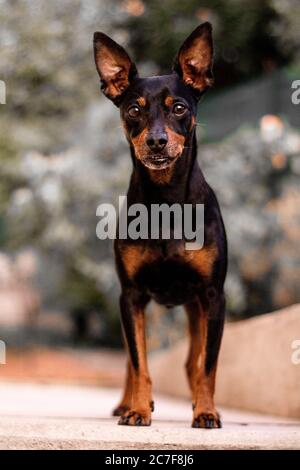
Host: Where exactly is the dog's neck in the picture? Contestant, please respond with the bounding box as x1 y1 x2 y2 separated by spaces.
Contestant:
128 132 206 205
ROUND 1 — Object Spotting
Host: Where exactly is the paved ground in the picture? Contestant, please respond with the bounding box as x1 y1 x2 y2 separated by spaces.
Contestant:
0 382 299 450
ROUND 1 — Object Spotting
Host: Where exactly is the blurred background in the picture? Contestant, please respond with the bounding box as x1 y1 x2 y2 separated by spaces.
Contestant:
0 0 300 386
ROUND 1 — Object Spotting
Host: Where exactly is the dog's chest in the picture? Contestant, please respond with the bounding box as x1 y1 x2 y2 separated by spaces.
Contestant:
120 239 217 287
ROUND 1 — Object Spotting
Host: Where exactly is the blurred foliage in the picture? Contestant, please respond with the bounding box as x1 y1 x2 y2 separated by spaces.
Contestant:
0 0 300 346
0 0 112 157
200 119 300 317
117 0 300 87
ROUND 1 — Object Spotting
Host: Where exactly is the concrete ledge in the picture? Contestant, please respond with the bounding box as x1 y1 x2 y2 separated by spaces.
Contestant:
150 304 300 418
1 416 300 450
0 382 299 450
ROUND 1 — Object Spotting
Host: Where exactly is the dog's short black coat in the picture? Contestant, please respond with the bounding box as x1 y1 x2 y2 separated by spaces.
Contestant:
94 23 227 428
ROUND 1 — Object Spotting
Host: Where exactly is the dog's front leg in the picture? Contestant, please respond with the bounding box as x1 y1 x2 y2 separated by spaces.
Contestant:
185 298 203 405
118 289 152 426
191 288 225 429
112 359 133 416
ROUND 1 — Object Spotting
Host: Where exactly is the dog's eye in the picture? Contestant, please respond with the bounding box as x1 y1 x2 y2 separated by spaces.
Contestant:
173 103 187 116
127 105 140 118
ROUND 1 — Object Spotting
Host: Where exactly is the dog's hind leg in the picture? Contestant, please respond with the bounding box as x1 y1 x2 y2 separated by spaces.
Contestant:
118 289 152 426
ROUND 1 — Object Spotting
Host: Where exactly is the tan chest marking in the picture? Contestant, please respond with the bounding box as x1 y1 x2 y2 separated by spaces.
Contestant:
121 245 158 278
184 243 218 278
121 242 218 280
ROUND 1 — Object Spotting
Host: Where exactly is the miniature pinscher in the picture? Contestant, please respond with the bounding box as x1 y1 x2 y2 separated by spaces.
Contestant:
93 23 227 428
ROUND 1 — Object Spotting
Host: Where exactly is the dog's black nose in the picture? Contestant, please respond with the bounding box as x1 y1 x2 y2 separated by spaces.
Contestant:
146 132 168 152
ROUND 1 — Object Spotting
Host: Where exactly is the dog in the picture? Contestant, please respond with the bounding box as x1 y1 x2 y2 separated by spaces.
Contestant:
93 22 227 428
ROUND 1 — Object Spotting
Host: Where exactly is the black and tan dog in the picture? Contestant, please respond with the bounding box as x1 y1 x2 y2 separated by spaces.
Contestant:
93 23 227 428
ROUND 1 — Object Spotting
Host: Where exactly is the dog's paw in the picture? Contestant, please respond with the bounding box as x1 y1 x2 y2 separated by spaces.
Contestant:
192 411 222 429
118 410 151 426
112 404 130 417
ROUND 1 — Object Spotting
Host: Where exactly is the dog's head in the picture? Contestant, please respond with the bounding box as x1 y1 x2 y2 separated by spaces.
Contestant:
93 23 213 170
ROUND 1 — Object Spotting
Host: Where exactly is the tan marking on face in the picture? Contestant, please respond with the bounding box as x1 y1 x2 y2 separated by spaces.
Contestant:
131 127 149 160
164 96 174 107
121 244 157 278
137 96 146 107
166 127 185 158
147 126 185 184
185 243 218 278
130 126 185 181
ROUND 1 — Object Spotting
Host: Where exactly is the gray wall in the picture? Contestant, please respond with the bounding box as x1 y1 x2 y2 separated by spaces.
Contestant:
199 69 300 142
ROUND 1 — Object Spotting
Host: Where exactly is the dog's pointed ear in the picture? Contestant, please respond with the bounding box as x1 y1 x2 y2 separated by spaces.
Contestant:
93 32 138 104
173 22 214 94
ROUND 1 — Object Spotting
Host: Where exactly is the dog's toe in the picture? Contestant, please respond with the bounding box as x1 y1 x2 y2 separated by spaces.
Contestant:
118 410 151 426
192 411 222 429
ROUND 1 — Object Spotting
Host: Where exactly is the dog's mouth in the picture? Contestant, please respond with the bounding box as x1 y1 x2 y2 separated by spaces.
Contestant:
141 153 176 170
